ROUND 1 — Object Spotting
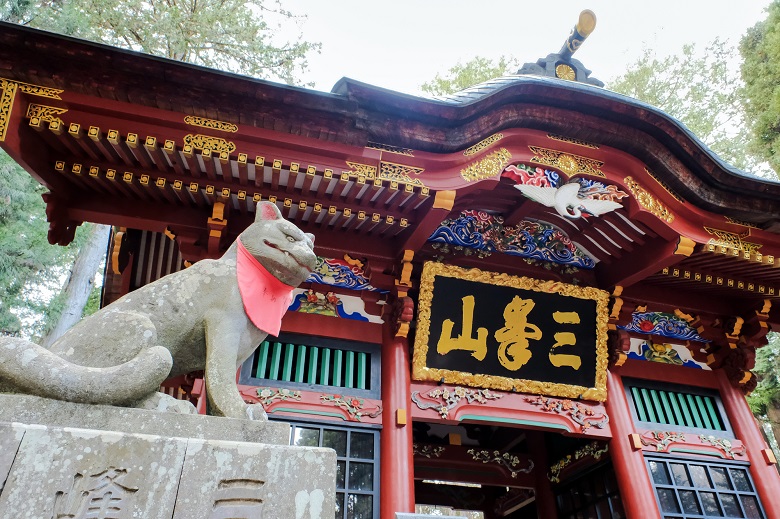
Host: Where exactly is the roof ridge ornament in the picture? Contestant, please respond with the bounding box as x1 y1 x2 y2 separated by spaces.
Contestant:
517 10 604 87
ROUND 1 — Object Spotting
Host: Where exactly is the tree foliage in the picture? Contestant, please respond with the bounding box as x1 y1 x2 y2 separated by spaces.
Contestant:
747 333 780 415
609 40 767 175
420 56 519 97
13 0 319 85
741 0 780 174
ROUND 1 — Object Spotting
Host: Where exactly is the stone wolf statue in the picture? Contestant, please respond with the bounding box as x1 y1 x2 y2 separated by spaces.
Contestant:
0 201 316 420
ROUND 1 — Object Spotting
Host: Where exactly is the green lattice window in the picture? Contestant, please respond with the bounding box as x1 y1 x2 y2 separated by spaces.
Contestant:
240 333 380 398
625 380 730 434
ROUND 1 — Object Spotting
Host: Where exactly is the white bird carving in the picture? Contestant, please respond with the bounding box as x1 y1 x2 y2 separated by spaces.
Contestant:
514 182 622 219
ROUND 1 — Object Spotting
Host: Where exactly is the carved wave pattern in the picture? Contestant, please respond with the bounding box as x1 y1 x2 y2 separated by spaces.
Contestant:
501 163 561 187
428 210 596 269
619 312 709 343
305 257 387 293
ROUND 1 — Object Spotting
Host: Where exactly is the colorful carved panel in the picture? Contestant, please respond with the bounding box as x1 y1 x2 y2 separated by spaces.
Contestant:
411 387 504 419
626 338 710 370
305 257 387 292
288 289 380 322
428 210 596 269
639 430 746 460
620 312 709 343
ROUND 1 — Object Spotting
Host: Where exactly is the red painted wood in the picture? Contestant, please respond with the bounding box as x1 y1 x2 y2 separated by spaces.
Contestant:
618 359 719 389
380 323 414 519
716 371 780 519
526 431 558 518
280 311 382 344
605 372 661 519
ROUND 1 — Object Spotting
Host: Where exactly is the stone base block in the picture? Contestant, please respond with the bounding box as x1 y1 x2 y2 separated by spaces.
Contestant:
0 393 289 444
0 421 335 518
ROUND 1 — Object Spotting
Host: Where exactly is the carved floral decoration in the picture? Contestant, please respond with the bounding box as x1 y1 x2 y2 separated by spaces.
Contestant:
641 431 687 451
411 386 503 419
525 396 609 432
428 210 596 269
255 387 301 406
467 449 534 478
548 441 609 483
413 443 446 458
320 394 382 422
699 435 746 459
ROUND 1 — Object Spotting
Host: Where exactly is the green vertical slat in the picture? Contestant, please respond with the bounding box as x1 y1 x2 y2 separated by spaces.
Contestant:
632 387 648 422
320 348 331 386
676 392 694 427
255 340 270 379
333 349 343 387
308 347 319 384
694 395 714 429
658 391 677 426
649 389 667 424
665 390 685 427
640 388 658 422
295 344 307 383
269 341 283 380
345 351 355 388
703 397 723 430
282 343 294 381
685 394 705 428
356 352 367 390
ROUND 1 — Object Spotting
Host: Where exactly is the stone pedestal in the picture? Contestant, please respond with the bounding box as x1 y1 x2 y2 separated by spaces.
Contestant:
0 394 335 518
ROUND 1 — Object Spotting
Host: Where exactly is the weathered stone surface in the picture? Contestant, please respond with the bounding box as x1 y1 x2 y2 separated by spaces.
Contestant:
0 425 187 518
0 393 290 444
0 423 25 493
173 439 336 519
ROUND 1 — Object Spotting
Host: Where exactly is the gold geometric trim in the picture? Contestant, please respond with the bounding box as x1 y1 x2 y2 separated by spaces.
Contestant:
460 148 512 182
0 80 17 142
644 167 683 202
529 146 605 178
624 176 674 223
183 134 236 154
379 161 425 186
546 134 599 149
463 133 504 156
704 227 763 254
725 216 761 229
26 103 67 126
0 77 63 100
183 115 238 133
659 267 777 296
366 141 414 156
345 161 378 180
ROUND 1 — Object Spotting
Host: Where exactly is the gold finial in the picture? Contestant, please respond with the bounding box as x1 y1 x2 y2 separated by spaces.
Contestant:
559 9 597 60
576 10 597 38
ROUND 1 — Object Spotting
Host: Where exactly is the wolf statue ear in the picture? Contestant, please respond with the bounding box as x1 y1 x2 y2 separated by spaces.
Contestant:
255 201 283 222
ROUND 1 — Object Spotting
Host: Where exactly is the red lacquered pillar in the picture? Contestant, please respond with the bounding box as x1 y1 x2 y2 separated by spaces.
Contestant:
717 370 780 518
526 431 559 518
605 371 661 519
380 323 415 519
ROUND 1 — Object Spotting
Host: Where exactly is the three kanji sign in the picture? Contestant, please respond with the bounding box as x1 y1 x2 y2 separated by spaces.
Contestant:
413 262 609 401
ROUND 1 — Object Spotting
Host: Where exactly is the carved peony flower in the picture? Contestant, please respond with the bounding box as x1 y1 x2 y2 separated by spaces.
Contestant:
639 320 654 332
258 389 273 398
351 399 361 408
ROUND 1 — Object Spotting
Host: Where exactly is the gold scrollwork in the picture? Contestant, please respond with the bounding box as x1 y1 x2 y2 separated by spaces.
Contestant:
183 134 236 154
725 216 760 229
467 449 534 477
460 148 512 182
0 79 17 142
26 103 68 126
463 133 504 156
183 115 238 133
412 262 609 401
624 176 674 223
546 134 599 149
1 77 63 100
529 146 604 177
366 141 414 156
379 161 424 186
704 227 762 254
548 441 609 483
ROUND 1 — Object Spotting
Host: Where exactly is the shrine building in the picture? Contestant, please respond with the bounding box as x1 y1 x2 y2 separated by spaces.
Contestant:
2 13 780 519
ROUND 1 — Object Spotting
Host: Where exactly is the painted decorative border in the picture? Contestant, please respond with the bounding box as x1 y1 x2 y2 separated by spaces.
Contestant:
288 289 370 321
320 394 382 422
305 257 387 293
412 262 610 401
528 146 605 178
626 338 711 370
428 210 596 269
411 386 503 419
526 396 609 431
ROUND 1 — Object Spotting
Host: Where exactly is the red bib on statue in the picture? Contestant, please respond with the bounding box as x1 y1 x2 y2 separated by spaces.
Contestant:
236 239 295 335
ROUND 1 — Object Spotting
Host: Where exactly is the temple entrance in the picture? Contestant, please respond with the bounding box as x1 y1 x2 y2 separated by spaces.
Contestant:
412 422 623 519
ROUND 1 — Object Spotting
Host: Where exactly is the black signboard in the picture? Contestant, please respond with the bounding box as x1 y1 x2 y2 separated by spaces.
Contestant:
412 262 609 401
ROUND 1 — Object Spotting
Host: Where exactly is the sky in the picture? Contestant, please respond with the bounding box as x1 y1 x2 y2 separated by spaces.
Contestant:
283 0 772 95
